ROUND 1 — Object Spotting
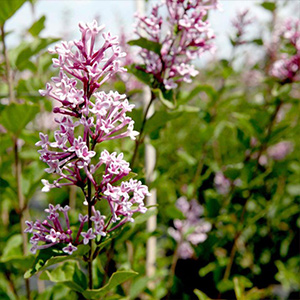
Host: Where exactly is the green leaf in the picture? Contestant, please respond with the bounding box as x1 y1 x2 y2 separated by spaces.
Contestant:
114 81 126 94
0 234 35 269
286 184 300 196
233 277 244 300
28 15 46 37
194 289 212 300
144 111 181 135
152 88 176 109
180 84 217 105
133 207 157 225
177 149 197 166
260 2 276 12
0 103 39 136
0 0 27 25
0 177 9 191
24 244 89 278
275 258 300 291
128 64 155 86
177 105 200 113
217 279 234 293
40 261 87 293
199 262 217 277
1 234 22 259
165 204 184 220
128 37 162 55
251 38 263 46
220 59 234 78
130 277 149 299
15 38 59 71
127 108 143 132
82 270 138 299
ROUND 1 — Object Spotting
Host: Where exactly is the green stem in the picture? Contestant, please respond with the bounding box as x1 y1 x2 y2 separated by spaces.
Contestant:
14 137 31 299
166 245 179 300
84 81 93 290
4 271 19 299
86 112 93 290
131 92 156 168
88 180 93 289
1 24 15 103
2 23 31 299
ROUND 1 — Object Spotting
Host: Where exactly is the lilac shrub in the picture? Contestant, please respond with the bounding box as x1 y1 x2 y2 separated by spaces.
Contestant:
168 197 211 259
134 0 219 90
25 20 150 255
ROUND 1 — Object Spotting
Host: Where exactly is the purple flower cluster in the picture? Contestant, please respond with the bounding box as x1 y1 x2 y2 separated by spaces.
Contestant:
267 141 294 161
37 90 138 192
250 138 294 166
168 197 211 259
214 172 241 196
25 204 107 254
26 21 150 255
47 20 126 96
214 172 231 196
270 18 300 83
134 0 218 90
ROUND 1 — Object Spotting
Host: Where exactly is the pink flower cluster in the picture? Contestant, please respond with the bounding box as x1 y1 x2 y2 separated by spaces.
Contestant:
257 141 294 166
214 171 241 196
47 20 126 97
168 197 211 259
26 21 150 255
134 0 218 90
270 18 300 83
231 8 255 45
37 90 138 192
249 137 294 166
267 141 294 161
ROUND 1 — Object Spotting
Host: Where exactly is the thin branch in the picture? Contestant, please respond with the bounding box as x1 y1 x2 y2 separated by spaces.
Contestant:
4 271 19 299
1 25 15 103
131 92 156 168
85 83 93 290
14 138 31 300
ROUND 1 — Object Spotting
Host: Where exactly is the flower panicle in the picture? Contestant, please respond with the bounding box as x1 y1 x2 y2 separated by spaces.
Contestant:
168 197 211 259
27 20 150 255
270 18 300 83
231 8 255 45
134 0 219 90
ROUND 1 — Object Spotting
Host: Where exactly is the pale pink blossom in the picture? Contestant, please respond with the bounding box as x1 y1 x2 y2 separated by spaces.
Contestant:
133 0 218 90
169 197 211 259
